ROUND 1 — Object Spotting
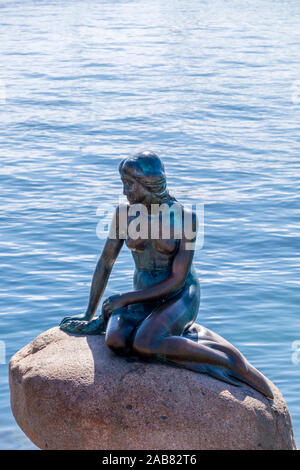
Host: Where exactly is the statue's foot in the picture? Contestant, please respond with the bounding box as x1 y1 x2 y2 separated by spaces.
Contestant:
60 316 106 335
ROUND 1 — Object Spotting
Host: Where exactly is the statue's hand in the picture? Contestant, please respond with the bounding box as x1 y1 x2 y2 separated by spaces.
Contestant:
60 316 106 335
59 313 90 326
102 294 127 321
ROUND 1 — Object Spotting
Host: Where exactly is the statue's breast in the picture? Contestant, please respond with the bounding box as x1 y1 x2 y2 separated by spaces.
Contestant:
152 237 180 254
125 236 180 254
125 236 148 252
125 209 181 255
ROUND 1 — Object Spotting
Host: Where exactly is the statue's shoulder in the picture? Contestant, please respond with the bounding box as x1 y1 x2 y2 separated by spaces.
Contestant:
172 203 198 228
178 204 199 240
108 203 129 240
115 202 129 215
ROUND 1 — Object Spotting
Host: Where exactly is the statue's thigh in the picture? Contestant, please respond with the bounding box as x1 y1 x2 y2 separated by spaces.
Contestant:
136 283 199 340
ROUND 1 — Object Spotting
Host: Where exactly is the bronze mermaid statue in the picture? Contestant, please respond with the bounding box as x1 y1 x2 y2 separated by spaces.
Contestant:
60 151 273 399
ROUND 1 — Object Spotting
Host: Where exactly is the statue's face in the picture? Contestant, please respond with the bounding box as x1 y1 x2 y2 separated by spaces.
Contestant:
121 170 149 205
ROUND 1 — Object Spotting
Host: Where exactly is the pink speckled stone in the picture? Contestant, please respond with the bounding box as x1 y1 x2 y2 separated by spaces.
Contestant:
9 327 296 450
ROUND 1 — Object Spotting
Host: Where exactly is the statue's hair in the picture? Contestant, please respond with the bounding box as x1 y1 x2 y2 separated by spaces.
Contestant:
119 151 176 203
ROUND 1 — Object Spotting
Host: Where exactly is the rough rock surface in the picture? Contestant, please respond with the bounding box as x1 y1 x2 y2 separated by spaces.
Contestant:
9 327 296 450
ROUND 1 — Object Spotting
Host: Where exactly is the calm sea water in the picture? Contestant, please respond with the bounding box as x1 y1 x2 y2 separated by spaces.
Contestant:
0 0 299 449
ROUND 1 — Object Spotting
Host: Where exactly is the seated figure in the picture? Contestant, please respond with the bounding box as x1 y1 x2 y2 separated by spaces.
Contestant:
60 151 273 399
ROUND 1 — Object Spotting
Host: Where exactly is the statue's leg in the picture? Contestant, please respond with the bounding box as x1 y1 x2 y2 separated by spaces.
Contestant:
183 325 274 399
132 285 273 399
105 305 149 356
133 301 234 370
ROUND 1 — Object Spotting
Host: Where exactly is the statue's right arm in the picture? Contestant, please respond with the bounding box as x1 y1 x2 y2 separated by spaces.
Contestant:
84 235 124 320
60 204 127 324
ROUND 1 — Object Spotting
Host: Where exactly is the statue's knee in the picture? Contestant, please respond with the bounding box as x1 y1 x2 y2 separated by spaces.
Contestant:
105 331 128 355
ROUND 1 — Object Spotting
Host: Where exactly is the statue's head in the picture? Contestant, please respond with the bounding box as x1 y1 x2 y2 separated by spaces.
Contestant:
119 151 174 205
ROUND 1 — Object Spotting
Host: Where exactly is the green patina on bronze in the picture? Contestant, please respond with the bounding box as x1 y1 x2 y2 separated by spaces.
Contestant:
60 151 273 399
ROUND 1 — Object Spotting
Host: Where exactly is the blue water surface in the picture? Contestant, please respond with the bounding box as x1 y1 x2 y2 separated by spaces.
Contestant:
0 0 299 449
